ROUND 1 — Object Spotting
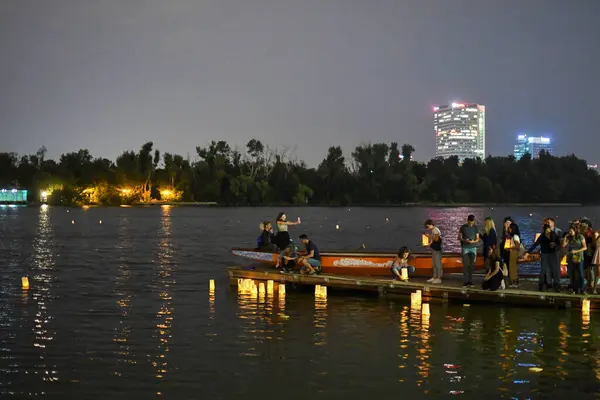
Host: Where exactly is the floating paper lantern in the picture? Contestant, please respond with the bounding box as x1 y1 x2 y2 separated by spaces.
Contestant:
279 284 286 296
21 277 29 289
422 303 430 315
401 268 408 281
209 279 215 291
582 299 591 315
267 280 274 293
335 224 340 230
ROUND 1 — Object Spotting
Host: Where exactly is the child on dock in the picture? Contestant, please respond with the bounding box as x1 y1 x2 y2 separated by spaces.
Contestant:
391 247 415 281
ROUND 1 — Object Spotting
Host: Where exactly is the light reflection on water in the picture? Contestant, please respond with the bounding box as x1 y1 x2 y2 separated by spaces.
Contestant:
113 215 135 374
30 204 59 388
152 206 175 384
0 206 599 398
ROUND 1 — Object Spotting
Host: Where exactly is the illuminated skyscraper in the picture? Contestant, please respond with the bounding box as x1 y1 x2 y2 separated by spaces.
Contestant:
434 102 485 161
513 134 554 160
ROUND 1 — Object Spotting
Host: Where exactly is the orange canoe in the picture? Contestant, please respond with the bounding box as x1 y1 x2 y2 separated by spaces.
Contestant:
231 248 541 277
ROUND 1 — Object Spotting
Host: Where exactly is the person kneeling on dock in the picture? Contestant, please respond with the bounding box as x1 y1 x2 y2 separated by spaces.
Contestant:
391 247 415 281
279 247 298 273
298 234 321 275
482 247 507 291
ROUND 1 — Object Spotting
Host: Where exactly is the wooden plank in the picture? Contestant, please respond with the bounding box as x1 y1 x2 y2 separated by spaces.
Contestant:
227 267 599 310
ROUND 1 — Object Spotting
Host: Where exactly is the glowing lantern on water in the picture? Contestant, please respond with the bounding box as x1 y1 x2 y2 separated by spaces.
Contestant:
209 279 215 291
279 284 286 297
421 234 430 247
258 282 265 295
422 303 430 316
267 280 274 293
21 277 29 289
582 299 591 315
411 292 421 308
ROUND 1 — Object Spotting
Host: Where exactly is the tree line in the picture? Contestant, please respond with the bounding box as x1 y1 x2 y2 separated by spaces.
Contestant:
1 140 599 205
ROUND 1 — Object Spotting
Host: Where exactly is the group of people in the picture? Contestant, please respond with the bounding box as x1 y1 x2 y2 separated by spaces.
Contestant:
256 212 321 275
396 215 600 294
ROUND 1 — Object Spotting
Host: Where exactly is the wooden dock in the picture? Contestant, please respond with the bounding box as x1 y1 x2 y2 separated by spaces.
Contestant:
228 266 600 310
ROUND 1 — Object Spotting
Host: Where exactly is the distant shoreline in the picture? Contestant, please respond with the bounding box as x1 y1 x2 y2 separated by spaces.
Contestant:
9 201 588 208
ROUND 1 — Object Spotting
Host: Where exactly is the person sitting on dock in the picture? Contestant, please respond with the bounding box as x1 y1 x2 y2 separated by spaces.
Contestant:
297 234 321 275
391 247 415 281
482 247 506 291
458 215 480 287
524 223 561 292
257 221 278 252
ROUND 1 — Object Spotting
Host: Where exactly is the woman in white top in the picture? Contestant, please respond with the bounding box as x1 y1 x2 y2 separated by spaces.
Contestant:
275 212 301 250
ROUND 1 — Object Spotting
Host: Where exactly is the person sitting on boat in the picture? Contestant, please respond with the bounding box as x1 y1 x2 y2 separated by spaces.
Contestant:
424 219 443 284
256 221 278 252
297 234 321 275
482 246 506 291
275 212 301 250
391 246 415 281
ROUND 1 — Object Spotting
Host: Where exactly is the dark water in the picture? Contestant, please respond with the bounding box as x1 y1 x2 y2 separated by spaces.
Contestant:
1 205 599 399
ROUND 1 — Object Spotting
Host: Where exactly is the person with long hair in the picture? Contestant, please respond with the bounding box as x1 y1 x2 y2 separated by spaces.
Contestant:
482 217 498 263
482 247 505 291
391 246 416 281
274 212 301 250
562 225 587 294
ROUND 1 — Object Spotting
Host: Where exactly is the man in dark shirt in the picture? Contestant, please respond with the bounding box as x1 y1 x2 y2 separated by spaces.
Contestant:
298 234 321 275
525 223 561 292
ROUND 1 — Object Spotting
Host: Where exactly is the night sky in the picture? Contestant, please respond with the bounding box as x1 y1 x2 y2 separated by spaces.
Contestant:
1 0 599 166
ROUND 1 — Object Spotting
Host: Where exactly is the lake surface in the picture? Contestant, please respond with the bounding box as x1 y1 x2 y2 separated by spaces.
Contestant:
1 205 599 399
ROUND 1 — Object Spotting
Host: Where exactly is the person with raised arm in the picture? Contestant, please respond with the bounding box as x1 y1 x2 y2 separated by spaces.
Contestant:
274 212 301 250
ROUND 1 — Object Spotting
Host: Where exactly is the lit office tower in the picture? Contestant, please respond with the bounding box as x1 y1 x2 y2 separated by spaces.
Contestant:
434 103 486 161
513 134 554 160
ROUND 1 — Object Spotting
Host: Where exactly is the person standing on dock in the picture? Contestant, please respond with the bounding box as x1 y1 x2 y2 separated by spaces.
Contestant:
524 223 561 292
424 219 443 284
562 225 587 294
592 231 600 294
298 234 321 275
458 215 480 287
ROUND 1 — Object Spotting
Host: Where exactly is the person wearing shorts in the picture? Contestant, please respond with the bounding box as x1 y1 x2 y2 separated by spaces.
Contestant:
298 234 321 275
